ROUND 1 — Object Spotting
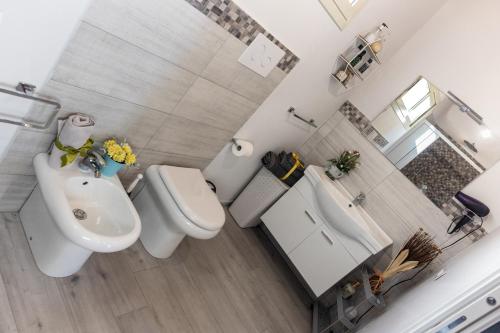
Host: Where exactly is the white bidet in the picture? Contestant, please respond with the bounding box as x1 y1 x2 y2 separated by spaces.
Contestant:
20 153 141 277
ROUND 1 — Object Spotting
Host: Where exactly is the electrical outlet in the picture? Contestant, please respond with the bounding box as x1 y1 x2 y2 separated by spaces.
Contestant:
238 33 285 77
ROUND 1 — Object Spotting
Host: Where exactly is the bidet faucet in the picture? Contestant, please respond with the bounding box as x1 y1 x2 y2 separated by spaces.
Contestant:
79 150 106 178
352 192 366 206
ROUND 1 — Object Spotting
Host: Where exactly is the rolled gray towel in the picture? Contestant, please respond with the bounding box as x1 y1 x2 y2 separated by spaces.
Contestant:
262 151 287 179
262 151 305 187
278 152 304 186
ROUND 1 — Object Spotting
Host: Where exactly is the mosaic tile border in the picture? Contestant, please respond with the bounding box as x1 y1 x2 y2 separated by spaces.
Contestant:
338 101 389 147
184 0 300 73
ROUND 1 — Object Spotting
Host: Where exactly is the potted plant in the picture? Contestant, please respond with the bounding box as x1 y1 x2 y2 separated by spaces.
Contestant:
326 150 360 179
100 138 137 177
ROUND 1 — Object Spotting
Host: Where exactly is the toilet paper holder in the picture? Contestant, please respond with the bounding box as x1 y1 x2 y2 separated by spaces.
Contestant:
231 138 254 157
232 138 243 151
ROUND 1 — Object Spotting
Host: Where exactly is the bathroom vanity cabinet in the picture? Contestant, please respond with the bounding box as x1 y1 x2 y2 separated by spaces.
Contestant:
261 166 392 297
262 187 357 296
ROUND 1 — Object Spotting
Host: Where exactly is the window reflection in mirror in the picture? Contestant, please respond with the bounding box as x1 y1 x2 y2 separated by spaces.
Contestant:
366 76 500 208
397 77 436 126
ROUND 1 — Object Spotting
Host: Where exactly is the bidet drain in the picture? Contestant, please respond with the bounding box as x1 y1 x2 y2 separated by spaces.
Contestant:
73 208 87 220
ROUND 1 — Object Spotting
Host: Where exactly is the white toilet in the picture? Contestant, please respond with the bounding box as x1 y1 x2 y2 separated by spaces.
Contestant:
133 165 225 258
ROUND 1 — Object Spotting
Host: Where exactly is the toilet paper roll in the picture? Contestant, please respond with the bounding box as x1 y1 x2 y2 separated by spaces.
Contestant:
232 139 254 157
49 114 95 168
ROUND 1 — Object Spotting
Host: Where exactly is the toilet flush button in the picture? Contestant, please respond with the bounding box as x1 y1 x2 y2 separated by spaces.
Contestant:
238 33 285 77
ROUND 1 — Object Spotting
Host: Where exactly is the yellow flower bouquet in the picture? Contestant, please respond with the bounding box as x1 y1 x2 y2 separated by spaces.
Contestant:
101 139 137 177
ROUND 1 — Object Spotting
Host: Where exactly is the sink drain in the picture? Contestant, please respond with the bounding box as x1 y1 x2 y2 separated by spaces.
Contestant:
73 208 87 220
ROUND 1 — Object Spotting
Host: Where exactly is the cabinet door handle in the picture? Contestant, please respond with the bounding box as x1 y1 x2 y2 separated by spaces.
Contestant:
304 210 317 224
321 230 334 245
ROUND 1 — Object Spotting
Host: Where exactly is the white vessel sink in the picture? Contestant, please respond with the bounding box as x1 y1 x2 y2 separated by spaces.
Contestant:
20 153 141 277
305 166 392 254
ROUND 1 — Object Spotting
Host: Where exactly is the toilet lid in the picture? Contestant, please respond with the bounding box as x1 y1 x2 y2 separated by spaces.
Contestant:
158 166 225 231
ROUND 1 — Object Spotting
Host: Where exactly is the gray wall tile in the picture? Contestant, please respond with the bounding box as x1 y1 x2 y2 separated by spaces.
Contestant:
202 37 287 104
229 67 287 105
52 23 197 114
304 139 338 167
147 115 233 160
120 149 211 187
374 170 452 244
0 175 36 212
362 191 415 254
0 130 53 176
173 78 259 132
137 149 211 170
299 111 344 157
202 37 246 88
324 119 395 192
41 80 167 149
84 0 229 74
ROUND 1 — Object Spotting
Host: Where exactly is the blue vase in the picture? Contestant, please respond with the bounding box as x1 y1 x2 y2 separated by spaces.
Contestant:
101 155 125 177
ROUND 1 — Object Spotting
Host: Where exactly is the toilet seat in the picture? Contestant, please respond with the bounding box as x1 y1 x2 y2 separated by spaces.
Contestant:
158 166 225 231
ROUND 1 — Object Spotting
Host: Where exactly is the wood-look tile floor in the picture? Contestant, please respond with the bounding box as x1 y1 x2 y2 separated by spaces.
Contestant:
0 210 311 333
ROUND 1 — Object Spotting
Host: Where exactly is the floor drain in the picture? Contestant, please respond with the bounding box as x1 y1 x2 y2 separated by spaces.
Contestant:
73 208 87 220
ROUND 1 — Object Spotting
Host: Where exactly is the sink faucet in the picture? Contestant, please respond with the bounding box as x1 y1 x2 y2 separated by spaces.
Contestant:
352 192 366 206
79 150 106 178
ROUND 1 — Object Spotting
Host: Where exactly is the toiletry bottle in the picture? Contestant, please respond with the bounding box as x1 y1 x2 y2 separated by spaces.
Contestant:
350 50 366 67
359 63 369 73
359 58 373 73
365 23 389 43
365 23 389 54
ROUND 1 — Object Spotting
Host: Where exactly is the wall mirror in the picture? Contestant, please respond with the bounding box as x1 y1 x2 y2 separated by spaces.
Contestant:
319 0 367 30
363 77 500 208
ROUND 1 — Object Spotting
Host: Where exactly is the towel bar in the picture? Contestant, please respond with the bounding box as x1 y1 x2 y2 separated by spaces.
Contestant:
288 107 317 128
0 83 61 130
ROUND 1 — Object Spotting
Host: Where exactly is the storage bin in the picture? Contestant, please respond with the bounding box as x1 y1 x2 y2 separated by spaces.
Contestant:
229 167 289 228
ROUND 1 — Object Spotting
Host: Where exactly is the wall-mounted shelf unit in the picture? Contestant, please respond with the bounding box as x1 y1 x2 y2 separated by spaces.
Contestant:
331 33 384 91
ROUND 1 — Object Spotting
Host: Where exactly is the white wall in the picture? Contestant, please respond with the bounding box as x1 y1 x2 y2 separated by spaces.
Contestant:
203 0 448 203
0 0 91 158
348 0 500 231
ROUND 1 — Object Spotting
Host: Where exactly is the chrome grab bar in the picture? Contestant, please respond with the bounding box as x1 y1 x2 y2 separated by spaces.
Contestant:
0 84 61 130
288 107 318 128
